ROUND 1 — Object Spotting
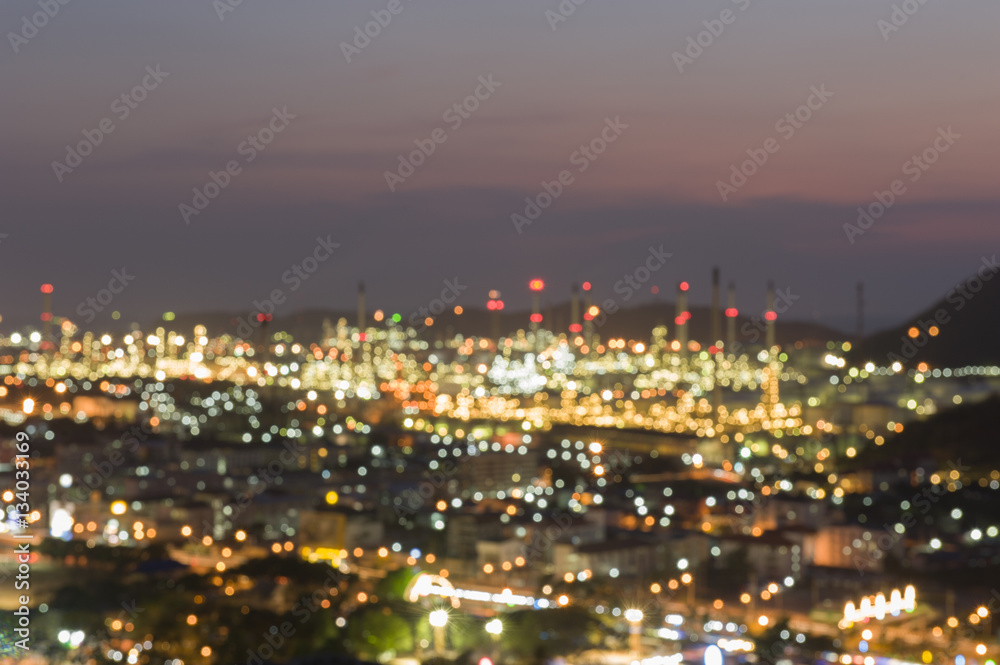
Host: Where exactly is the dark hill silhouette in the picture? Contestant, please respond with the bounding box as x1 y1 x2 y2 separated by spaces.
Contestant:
851 259 1000 368
848 395 1000 472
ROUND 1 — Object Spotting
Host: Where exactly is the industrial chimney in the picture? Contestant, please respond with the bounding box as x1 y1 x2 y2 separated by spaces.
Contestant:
40 283 54 352
570 283 581 333
357 281 366 334
711 267 721 349
675 281 689 355
856 281 864 342
765 281 776 352
726 281 737 353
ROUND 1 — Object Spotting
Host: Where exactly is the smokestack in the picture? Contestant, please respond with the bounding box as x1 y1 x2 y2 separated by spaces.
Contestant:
529 279 544 352
711 267 721 349
726 281 737 352
260 314 271 361
570 283 581 333
487 290 503 342
856 281 864 342
676 281 689 355
711 268 723 423
765 280 776 351
40 283 53 352
582 282 594 350
357 281 366 333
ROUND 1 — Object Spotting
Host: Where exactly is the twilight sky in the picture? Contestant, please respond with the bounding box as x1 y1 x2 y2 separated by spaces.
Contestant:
2 0 999 333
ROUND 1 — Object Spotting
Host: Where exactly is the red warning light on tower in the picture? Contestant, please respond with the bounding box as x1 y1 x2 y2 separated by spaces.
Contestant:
582 281 592 291
41 284 54 294
530 313 543 323
764 311 777 321
529 279 545 291
679 281 689 292
725 307 739 318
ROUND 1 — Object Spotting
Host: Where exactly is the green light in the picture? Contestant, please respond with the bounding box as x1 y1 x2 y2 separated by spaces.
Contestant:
778 352 788 362
163 312 175 321
111 311 121 320
392 313 401 323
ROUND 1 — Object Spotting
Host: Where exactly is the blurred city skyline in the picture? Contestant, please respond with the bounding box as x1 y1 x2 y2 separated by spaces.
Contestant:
4 3 1000 661
2 0 999 330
